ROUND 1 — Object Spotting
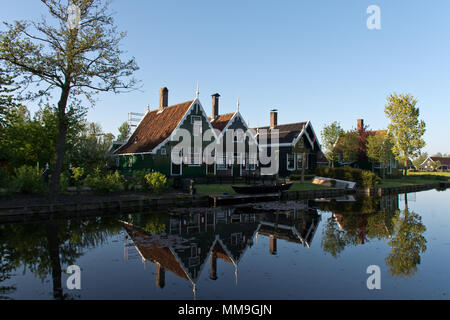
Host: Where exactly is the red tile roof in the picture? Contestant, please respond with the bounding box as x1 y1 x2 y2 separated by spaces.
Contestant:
209 112 236 132
117 100 194 154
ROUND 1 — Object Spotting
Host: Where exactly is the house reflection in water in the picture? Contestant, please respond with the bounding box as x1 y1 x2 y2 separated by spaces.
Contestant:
121 203 321 298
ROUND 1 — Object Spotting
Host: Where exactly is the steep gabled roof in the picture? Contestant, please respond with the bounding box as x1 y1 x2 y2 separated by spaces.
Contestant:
117 100 194 154
254 122 307 145
426 156 450 166
209 112 236 132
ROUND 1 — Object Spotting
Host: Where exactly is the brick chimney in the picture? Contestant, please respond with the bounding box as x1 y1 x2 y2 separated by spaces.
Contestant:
155 262 165 288
357 119 364 131
212 93 220 120
209 251 218 280
270 109 278 129
159 87 168 110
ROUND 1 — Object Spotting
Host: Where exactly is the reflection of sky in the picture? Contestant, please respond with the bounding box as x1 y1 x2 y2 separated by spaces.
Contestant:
2 189 449 300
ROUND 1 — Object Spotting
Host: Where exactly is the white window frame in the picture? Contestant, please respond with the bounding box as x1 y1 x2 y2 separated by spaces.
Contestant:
287 154 296 171
296 153 309 170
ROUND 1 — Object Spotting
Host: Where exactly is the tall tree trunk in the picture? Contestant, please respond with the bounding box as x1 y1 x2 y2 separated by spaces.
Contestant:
46 221 63 300
404 159 408 176
49 86 70 199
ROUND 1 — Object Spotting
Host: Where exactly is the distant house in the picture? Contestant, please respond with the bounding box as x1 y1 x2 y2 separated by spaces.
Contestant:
419 156 450 172
115 87 216 177
209 94 259 177
336 119 398 175
253 110 323 177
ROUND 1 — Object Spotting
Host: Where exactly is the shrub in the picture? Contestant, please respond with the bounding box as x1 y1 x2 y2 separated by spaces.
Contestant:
59 171 70 194
145 172 168 194
0 169 10 189
84 169 124 194
316 167 380 188
11 165 47 194
127 169 152 191
72 167 85 184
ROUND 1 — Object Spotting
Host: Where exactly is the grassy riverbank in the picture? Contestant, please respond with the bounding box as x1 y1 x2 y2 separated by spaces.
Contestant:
195 181 331 195
378 173 449 188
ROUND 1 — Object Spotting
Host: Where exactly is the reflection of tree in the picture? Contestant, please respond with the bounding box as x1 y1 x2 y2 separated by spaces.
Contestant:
321 216 354 258
321 207 397 258
385 209 427 277
0 217 123 300
142 213 167 235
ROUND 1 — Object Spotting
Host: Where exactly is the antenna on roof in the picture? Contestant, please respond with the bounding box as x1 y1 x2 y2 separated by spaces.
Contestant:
236 96 240 112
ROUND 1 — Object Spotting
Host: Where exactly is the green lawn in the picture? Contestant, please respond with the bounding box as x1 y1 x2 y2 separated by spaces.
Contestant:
195 181 331 195
378 173 449 188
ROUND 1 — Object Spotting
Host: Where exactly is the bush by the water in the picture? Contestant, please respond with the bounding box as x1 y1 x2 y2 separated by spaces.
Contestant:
144 172 168 194
316 167 380 188
11 165 47 194
84 169 124 194
126 169 152 191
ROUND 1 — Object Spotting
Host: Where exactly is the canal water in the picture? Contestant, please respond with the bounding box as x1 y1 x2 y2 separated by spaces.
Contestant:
0 189 449 300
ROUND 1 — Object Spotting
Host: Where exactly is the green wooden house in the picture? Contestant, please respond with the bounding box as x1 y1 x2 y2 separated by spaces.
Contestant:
116 87 217 177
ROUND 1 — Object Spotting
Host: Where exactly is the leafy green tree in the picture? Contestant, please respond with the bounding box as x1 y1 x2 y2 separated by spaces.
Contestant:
367 132 395 178
335 131 359 164
0 0 139 198
321 122 344 168
384 93 426 176
70 122 116 172
0 67 19 129
429 159 441 171
117 122 131 142
412 152 428 169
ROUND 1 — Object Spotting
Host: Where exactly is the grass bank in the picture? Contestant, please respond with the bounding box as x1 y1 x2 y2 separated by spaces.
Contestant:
379 173 449 188
195 181 331 195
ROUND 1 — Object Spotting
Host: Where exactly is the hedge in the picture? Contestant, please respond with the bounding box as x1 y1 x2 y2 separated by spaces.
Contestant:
316 167 380 188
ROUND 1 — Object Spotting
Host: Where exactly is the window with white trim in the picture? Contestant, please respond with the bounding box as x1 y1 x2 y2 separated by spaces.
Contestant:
160 147 167 155
296 153 308 170
287 154 295 171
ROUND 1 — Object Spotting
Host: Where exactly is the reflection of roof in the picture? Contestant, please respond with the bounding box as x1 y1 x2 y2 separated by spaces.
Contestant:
123 225 190 280
210 113 236 132
212 241 234 264
117 100 194 154
257 211 321 247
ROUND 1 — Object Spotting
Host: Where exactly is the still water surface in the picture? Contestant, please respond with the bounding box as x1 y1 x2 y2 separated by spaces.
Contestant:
1 189 449 300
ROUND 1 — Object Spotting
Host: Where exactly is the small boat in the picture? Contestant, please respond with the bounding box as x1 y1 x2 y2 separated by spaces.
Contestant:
232 182 293 195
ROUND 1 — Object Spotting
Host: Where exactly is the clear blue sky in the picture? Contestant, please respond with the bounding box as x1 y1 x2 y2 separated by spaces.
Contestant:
1 0 449 155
